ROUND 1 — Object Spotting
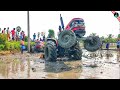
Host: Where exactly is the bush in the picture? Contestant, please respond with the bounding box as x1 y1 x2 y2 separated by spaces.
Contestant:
0 34 7 44
0 44 5 51
0 41 35 51
25 36 28 42
104 38 117 43
4 41 11 50
4 41 21 51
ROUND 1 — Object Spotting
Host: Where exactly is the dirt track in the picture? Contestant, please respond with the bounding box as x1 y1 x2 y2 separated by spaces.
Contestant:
0 50 120 79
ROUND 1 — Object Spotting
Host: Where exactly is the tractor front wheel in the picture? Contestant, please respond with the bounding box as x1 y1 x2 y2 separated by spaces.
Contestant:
84 36 101 52
73 49 82 60
44 41 57 62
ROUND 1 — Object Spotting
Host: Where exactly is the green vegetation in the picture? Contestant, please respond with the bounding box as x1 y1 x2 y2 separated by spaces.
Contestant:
101 34 117 43
0 44 5 51
0 41 35 52
0 33 35 52
0 34 7 44
118 34 120 38
24 36 28 42
48 29 55 38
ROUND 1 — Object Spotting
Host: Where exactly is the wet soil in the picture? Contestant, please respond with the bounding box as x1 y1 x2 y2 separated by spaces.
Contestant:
0 50 120 79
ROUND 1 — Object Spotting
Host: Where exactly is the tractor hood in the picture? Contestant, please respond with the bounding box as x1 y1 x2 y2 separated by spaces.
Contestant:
65 18 85 31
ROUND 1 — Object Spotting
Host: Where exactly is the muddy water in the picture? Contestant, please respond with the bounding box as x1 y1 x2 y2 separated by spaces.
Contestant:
0 50 120 79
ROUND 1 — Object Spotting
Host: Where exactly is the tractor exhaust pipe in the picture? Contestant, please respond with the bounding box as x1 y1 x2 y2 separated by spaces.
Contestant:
60 14 64 30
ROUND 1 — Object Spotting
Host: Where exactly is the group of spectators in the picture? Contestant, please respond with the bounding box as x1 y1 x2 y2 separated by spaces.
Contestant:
33 33 45 42
0 27 25 41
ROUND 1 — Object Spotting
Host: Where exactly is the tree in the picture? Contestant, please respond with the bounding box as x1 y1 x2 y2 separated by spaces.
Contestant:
90 33 97 36
100 36 105 43
118 34 120 38
25 36 28 42
48 29 55 38
107 34 114 43
104 34 117 43
107 34 113 39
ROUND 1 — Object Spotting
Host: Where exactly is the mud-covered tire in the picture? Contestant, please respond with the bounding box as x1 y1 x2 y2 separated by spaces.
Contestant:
73 42 82 60
84 36 101 52
58 30 76 48
73 49 82 60
44 41 57 62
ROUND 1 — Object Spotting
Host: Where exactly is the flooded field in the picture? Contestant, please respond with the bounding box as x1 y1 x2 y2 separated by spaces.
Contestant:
0 50 120 79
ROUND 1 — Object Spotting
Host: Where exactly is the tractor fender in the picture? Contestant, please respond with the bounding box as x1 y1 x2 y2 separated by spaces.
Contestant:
46 38 57 46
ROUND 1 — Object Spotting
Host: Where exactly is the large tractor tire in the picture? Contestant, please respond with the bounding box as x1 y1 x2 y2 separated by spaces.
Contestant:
44 41 57 62
73 49 82 60
84 36 101 52
58 30 76 48
73 42 82 60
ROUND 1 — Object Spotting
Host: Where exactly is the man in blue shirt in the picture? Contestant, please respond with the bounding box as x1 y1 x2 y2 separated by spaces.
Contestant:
33 33 36 41
106 42 110 50
117 39 120 51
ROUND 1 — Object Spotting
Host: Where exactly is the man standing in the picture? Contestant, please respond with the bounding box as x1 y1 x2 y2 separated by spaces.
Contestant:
43 35 45 41
38 32 40 40
20 31 23 40
20 39 25 54
106 42 110 50
16 30 19 41
2 28 6 34
33 33 36 41
22 31 25 41
11 28 15 41
117 38 120 51
7 27 10 41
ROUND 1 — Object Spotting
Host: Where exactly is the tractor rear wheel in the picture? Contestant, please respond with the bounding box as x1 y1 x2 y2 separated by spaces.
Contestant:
73 42 82 60
44 41 57 62
73 49 82 60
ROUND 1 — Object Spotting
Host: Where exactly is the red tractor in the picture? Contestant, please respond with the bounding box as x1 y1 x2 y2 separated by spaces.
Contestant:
44 14 101 61
65 18 86 38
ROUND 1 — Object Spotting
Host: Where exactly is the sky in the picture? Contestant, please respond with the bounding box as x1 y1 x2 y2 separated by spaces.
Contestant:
0 11 120 39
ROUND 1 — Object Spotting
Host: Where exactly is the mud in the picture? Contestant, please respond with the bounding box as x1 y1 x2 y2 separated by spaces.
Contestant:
0 50 120 79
